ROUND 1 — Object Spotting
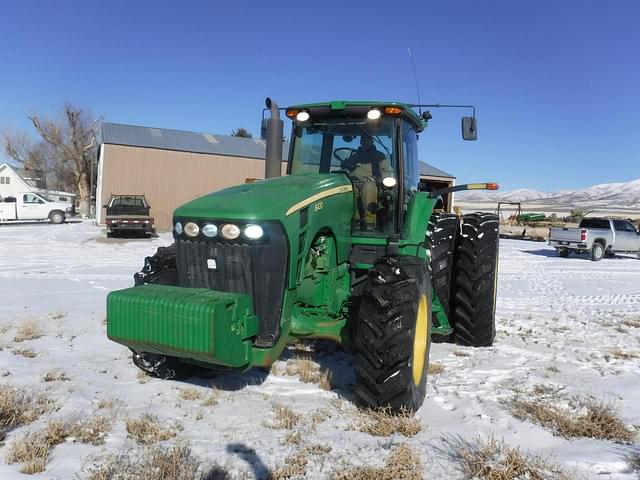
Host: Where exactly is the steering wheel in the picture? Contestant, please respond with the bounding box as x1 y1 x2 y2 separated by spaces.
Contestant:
333 147 357 163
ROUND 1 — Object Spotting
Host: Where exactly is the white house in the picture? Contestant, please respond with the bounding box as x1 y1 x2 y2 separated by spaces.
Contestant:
0 163 76 206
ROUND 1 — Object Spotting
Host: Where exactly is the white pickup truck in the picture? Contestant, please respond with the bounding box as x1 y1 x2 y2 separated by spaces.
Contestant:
0 192 73 224
549 217 640 261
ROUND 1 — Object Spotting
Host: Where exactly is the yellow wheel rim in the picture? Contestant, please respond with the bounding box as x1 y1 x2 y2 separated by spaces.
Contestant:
412 294 429 386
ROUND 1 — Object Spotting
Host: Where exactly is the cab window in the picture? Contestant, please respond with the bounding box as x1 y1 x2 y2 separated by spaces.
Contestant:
289 117 398 237
23 194 44 204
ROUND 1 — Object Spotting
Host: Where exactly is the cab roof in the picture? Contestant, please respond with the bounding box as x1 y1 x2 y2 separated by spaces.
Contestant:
286 100 426 132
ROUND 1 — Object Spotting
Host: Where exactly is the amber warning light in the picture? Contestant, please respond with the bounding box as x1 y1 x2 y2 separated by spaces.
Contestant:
467 183 500 191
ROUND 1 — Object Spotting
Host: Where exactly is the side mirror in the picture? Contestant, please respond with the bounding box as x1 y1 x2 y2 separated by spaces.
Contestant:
462 116 477 141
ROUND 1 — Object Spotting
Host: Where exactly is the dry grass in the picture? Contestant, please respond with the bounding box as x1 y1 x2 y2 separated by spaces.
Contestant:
265 403 302 430
282 430 303 446
4 415 105 473
201 389 219 407
428 362 445 375
45 420 70 444
86 444 203 480
439 435 574 480
126 414 179 444
13 320 43 342
453 350 470 357
97 398 119 410
317 368 332 390
179 388 204 401
5 431 52 474
310 407 332 425
356 407 421 437
510 393 635 443
72 414 114 445
331 444 422 480
271 451 308 479
610 349 638 360
270 362 287 376
137 370 150 384
48 310 67 320
271 444 332 480
43 370 70 382
11 347 38 358
621 317 640 328
39 414 114 446
282 357 333 390
0 385 53 440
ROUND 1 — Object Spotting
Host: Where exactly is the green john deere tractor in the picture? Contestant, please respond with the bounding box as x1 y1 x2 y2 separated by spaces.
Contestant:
107 99 500 412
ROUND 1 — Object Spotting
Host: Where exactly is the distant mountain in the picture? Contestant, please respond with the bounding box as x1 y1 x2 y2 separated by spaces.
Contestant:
456 178 640 207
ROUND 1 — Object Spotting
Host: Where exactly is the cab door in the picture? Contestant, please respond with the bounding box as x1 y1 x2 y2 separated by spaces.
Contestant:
612 220 635 251
20 193 47 220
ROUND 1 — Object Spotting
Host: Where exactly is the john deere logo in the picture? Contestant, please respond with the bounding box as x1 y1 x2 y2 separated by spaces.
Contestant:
314 201 324 212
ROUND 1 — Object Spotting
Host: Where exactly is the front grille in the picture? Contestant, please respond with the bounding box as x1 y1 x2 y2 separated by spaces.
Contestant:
175 221 288 347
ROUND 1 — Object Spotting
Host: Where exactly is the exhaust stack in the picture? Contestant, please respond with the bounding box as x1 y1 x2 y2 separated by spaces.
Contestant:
264 97 283 179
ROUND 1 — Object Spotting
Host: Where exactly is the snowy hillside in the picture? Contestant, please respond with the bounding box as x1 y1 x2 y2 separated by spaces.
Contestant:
0 222 639 479
457 178 640 207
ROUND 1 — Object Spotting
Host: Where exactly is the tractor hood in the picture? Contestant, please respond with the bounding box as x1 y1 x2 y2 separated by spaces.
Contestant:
174 173 353 221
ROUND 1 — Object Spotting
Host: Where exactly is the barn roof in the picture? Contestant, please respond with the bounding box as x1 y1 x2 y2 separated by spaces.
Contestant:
100 122 454 179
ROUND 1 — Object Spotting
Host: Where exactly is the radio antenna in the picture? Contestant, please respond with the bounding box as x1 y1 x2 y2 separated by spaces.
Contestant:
407 48 422 115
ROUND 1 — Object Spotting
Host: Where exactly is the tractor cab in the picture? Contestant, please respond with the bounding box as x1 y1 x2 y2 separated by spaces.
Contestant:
286 102 422 238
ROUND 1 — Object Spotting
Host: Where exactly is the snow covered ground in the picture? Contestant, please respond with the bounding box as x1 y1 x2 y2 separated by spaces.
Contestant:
0 221 638 479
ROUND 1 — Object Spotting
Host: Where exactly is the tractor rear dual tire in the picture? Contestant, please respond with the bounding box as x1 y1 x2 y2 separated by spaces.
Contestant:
450 213 500 347
426 212 459 342
353 255 431 412
426 213 459 317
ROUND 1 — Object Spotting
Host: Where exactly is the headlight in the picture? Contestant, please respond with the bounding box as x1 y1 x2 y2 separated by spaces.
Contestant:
174 222 183 234
220 224 240 240
202 223 218 238
296 111 310 122
367 108 382 120
184 222 200 237
243 224 264 240
382 176 397 188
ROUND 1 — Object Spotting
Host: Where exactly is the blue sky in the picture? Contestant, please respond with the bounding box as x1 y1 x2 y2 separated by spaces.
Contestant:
1 0 638 191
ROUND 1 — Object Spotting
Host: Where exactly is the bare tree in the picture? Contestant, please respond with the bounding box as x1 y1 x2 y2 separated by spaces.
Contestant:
1 129 50 185
29 104 99 216
231 128 252 138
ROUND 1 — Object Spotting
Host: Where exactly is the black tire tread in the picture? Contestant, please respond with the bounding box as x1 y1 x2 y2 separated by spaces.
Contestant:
450 213 499 347
426 213 459 317
353 255 431 412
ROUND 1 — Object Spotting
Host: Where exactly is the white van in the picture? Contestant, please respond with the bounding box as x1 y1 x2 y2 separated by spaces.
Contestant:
0 192 73 224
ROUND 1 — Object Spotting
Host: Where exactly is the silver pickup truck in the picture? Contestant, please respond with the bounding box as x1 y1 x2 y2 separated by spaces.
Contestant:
549 217 640 261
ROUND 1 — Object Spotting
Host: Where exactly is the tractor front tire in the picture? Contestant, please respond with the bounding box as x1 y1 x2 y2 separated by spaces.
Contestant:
450 213 499 347
354 256 431 412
